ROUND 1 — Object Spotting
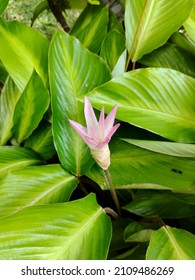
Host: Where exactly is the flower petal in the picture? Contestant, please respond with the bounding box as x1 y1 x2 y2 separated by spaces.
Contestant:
69 119 88 138
69 119 98 148
97 106 105 141
105 123 120 142
105 104 118 134
84 96 98 131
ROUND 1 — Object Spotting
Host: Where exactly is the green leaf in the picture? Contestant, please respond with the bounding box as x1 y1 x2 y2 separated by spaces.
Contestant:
49 30 111 176
139 43 195 78
100 10 125 72
122 139 195 157
86 139 195 191
70 4 108 53
146 226 195 260
0 164 78 218
101 30 125 72
125 0 194 62
0 146 43 179
12 71 50 144
31 0 49 26
0 76 21 145
0 18 49 91
25 119 56 160
0 194 112 260
87 68 195 143
184 6 195 42
123 190 195 218
0 0 8 16
112 243 148 260
0 60 8 84
170 31 195 57
124 221 158 242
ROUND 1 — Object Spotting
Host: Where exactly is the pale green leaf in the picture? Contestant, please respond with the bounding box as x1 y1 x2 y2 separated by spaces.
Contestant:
146 226 195 260
87 139 195 191
0 18 49 91
70 5 108 53
139 43 195 78
87 68 195 143
184 6 195 42
122 139 195 157
49 30 111 176
0 0 8 16
125 0 194 61
0 194 112 260
0 146 43 179
0 76 21 145
0 164 78 217
12 71 50 144
25 119 56 160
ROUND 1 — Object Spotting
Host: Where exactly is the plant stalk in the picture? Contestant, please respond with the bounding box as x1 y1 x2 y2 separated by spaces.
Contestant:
104 169 121 216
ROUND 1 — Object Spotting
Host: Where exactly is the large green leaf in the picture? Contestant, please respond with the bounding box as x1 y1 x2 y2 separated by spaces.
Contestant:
184 6 195 42
70 4 108 53
0 18 49 91
122 139 195 157
125 0 194 62
100 10 125 72
87 68 195 143
123 190 195 218
146 226 195 260
86 140 195 191
0 194 112 260
0 76 21 145
12 71 50 144
25 119 56 160
0 164 78 218
49 30 111 176
0 0 8 16
0 146 43 179
139 43 195 78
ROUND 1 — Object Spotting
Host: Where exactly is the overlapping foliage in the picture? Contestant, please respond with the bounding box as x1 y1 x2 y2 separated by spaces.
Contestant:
0 0 195 260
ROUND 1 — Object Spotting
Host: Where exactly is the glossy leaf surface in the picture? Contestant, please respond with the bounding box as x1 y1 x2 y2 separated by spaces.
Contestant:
0 76 21 145
87 140 195 191
123 190 195 218
0 194 112 260
70 4 108 53
0 164 78 218
25 119 56 160
122 139 195 157
0 18 49 91
184 6 195 42
146 226 195 260
49 30 111 175
87 68 195 143
0 146 43 179
125 0 194 61
12 71 50 144
140 44 195 78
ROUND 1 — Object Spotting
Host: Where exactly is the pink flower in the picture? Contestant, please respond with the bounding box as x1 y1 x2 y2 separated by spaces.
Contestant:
69 96 120 170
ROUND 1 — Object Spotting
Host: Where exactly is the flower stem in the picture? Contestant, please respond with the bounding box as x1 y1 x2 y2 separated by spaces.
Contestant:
104 169 121 217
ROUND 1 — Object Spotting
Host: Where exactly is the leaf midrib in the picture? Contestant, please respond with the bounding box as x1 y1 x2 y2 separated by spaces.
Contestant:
51 207 103 259
164 226 187 260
